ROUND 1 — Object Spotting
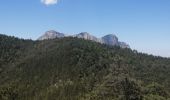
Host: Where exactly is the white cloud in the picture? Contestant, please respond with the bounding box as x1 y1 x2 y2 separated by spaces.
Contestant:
41 0 58 5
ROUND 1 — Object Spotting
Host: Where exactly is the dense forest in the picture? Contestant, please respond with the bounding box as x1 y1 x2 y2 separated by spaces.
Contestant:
0 34 170 100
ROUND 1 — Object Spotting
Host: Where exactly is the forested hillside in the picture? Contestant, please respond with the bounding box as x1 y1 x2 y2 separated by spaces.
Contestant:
0 34 170 100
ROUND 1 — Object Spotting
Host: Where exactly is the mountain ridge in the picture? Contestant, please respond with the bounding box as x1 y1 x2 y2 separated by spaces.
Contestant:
38 30 65 40
38 30 130 48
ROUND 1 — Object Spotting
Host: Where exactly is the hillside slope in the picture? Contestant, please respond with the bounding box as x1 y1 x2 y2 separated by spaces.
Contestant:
0 34 170 100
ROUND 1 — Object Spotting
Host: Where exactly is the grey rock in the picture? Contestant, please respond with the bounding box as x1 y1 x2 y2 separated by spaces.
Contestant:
75 32 100 42
38 30 130 48
38 30 65 40
101 34 119 46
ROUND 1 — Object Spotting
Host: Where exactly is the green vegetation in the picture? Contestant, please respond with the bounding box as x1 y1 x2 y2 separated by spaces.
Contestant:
0 34 170 100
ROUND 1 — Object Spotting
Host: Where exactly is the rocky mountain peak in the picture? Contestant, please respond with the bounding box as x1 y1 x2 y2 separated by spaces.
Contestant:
38 30 130 48
101 34 119 46
76 32 91 39
75 32 99 42
38 30 65 40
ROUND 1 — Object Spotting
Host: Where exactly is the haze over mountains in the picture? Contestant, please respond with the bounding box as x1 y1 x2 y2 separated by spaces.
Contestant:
38 30 130 48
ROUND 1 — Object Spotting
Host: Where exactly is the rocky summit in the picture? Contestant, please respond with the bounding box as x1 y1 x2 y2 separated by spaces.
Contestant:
38 30 130 48
74 32 100 43
101 34 119 46
38 30 65 40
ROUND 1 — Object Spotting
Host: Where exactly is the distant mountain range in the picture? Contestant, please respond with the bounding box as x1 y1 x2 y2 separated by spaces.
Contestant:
38 30 130 48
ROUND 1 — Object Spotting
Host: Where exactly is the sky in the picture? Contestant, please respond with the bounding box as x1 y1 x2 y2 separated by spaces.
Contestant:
0 0 170 57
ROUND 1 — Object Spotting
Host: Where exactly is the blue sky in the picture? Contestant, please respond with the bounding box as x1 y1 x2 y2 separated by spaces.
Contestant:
0 0 170 57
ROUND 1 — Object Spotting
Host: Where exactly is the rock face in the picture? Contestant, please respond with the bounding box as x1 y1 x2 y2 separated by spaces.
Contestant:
38 30 130 48
101 34 119 46
75 32 100 43
38 30 65 40
74 33 130 48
